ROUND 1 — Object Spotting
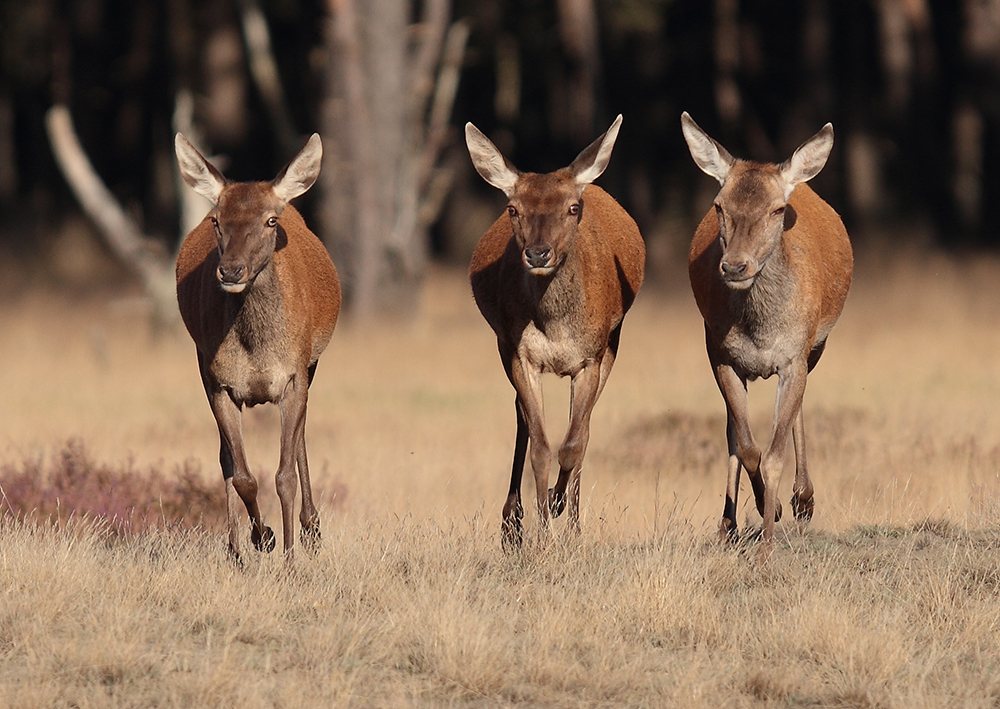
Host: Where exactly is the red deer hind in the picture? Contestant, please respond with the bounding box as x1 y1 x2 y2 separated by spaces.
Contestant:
174 133 341 561
465 115 645 549
681 112 853 555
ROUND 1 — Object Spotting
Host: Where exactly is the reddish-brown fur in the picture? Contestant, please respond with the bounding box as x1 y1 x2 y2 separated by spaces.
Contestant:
175 134 340 561
466 117 644 548
682 113 852 557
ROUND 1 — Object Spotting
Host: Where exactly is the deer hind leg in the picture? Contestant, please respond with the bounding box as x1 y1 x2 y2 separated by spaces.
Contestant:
790 407 814 523
502 398 529 551
298 361 321 551
211 392 274 559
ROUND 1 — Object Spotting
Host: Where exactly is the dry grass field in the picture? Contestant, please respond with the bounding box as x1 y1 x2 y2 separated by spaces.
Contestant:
3 248 1000 707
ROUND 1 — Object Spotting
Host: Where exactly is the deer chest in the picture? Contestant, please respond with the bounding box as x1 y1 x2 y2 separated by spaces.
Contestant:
518 320 595 377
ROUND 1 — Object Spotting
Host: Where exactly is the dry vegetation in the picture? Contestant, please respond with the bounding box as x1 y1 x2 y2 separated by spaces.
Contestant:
3 250 1000 706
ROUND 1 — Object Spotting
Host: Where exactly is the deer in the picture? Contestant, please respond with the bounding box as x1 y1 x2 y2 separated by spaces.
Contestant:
680 112 853 557
465 115 645 549
174 132 341 562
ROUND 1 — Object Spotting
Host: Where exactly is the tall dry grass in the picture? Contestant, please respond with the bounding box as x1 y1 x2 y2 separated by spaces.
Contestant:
2 252 1000 705
2 513 999 707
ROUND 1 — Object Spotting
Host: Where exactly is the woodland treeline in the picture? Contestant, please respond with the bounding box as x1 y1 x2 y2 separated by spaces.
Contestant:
1 0 998 314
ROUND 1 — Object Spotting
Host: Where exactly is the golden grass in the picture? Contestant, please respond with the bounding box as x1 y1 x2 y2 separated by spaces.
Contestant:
2 251 1000 705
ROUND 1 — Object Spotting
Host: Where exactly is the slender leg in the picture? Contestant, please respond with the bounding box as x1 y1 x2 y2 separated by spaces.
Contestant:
209 390 273 557
200 353 273 560
790 406 815 523
299 361 321 551
502 398 529 550
508 356 551 539
720 409 742 542
758 361 808 558
712 361 779 523
277 373 309 558
551 343 614 532
296 414 321 552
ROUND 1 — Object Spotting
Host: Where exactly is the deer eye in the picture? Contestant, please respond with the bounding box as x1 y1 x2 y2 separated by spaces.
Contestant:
568 204 580 216
714 204 723 218
267 216 278 228
506 206 517 218
772 207 785 218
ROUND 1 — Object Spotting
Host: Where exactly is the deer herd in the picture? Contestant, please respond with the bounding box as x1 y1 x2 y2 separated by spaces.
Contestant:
174 110 852 562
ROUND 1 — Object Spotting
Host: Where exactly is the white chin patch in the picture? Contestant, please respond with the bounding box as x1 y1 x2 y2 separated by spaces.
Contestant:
724 277 754 290
527 266 556 276
220 281 247 294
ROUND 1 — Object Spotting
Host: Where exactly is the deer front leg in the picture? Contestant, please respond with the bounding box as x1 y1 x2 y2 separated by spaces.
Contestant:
209 390 273 560
550 351 611 531
509 356 551 537
759 362 808 554
712 361 781 529
277 374 310 558
720 409 742 542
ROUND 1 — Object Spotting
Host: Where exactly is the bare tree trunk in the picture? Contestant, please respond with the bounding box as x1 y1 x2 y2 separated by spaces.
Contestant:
321 0 467 318
714 0 741 130
557 0 600 142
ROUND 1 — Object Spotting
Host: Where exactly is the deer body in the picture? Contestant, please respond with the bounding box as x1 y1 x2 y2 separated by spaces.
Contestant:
175 133 341 561
682 113 852 555
466 116 645 548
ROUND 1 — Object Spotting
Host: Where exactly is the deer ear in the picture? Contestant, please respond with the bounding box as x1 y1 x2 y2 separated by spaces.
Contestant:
175 133 226 204
680 112 734 186
570 114 622 186
273 133 323 203
780 123 833 195
465 123 520 196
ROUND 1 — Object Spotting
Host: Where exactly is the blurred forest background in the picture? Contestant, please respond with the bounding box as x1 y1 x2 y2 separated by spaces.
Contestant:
1 0 998 316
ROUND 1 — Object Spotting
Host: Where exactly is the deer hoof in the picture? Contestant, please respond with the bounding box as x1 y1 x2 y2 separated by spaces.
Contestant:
548 488 566 518
252 525 276 553
718 518 739 544
501 516 523 553
300 524 322 554
791 493 814 522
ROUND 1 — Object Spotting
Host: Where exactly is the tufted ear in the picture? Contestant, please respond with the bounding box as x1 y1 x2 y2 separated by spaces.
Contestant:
273 133 323 203
680 112 735 186
779 123 834 198
465 123 521 196
570 114 623 186
175 133 226 204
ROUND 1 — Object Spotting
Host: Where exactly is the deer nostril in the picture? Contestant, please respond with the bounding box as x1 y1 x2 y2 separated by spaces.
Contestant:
524 246 552 269
721 260 748 278
218 264 245 283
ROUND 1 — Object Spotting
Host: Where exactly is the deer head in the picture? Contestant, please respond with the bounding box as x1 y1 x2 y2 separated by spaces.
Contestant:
681 112 833 289
175 133 323 293
465 115 623 276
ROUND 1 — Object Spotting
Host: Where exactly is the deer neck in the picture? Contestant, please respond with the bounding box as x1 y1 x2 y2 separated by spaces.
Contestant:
732 240 795 328
521 245 584 325
225 260 286 352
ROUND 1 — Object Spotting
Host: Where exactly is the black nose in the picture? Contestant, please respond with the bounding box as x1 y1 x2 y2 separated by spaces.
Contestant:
524 246 552 269
218 264 245 283
720 260 748 278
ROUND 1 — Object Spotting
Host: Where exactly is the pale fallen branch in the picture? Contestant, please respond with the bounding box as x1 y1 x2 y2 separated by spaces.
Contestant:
45 104 177 322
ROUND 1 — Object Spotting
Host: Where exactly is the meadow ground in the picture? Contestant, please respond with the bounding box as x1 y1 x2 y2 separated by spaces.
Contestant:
2 248 1000 707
